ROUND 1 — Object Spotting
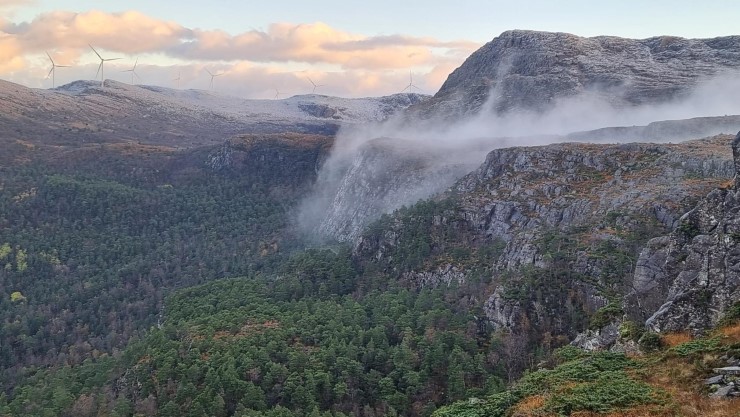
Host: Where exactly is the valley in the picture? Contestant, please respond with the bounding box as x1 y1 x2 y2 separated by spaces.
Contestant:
1 29 740 417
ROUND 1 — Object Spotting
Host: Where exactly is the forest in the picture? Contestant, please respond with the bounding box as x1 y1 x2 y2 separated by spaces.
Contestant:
1 135 729 417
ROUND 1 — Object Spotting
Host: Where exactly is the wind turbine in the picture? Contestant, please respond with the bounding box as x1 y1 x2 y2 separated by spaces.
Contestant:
401 71 421 93
273 87 282 99
45 52 69 88
89 44 121 87
307 77 325 94
121 58 141 85
174 72 181 89
205 68 223 90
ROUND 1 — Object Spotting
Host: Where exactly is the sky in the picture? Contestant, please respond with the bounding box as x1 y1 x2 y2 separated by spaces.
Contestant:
1 0 739 98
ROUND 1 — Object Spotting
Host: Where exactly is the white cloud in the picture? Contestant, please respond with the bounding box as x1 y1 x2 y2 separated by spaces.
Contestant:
0 9 479 97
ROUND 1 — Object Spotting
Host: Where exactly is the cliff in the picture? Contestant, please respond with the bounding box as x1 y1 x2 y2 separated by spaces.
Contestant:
626 132 740 333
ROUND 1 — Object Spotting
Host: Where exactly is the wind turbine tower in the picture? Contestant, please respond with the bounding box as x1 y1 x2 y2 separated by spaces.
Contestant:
45 52 69 88
205 68 223 90
89 44 121 87
121 58 141 85
174 72 181 89
401 71 421 93
307 77 325 94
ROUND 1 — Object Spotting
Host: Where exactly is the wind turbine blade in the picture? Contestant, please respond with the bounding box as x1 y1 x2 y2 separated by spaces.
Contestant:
205 68 213 76
95 62 102 79
105 58 122 61
134 72 142 81
133 58 138 70
47 67 54 78
46 51 54 65
56 65 70 68
89 44 102 60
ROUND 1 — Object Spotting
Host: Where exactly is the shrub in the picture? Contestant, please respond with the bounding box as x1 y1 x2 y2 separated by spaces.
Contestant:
669 337 721 357
618 320 644 341
589 303 623 330
638 332 663 352
717 301 740 327
546 371 659 414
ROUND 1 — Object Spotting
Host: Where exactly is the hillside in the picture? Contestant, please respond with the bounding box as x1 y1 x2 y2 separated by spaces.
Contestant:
2 29 740 417
0 79 425 148
3 134 739 417
410 30 740 120
0 133 332 387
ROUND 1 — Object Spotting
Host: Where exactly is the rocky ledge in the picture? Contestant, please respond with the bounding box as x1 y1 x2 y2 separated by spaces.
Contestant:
625 132 740 334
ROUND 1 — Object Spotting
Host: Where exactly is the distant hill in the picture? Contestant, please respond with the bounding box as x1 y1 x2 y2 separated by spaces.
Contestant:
0 79 426 148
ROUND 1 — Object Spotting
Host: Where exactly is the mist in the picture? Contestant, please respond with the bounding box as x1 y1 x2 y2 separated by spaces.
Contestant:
298 71 740 243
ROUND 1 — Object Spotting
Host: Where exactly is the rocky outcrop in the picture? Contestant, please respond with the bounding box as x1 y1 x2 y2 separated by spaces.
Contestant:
410 30 740 120
355 136 735 340
453 138 734 270
403 264 466 288
625 132 740 333
706 361 740 398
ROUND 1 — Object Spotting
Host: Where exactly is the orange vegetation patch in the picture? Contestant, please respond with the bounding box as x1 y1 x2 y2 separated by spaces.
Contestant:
637 355 740 417
661 332 692 347
718 322 740 340
511 395 545 415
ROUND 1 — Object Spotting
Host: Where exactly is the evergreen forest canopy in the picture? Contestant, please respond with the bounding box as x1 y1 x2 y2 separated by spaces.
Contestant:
1 132 738 417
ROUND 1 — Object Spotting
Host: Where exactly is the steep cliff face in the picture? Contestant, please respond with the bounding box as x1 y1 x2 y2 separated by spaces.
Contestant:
411 30 740 120
626 132 740 333
355 136 736 343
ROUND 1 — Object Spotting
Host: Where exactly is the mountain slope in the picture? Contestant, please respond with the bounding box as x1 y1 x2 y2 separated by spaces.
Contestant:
353 135 736 376
410 30 740 120
312 30 740 244
0 79 426 148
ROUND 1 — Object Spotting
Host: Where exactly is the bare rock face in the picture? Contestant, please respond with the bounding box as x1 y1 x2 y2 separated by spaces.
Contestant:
355 136 735 341
411 30 740 120
626 132 740 333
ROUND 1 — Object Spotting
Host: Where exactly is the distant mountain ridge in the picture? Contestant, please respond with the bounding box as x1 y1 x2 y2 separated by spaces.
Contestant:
0 79 426 148
409 30 740 120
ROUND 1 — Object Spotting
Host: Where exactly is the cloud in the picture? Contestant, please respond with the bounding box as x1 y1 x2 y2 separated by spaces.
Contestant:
2 10 189 54
1 10 478 70
169 22 476 70
0 0 35 8
299 71 740 240
0 9 479 96
0 32 24 72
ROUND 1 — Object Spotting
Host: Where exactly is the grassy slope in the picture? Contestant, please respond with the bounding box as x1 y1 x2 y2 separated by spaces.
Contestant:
434 318 740 417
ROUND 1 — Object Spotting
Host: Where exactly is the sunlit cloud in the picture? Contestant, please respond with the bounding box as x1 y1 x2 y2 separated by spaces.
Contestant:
0 9 480 97
0 0 35 8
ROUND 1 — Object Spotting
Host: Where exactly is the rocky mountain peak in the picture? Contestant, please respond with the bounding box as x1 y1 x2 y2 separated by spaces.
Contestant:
410 30 740 120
